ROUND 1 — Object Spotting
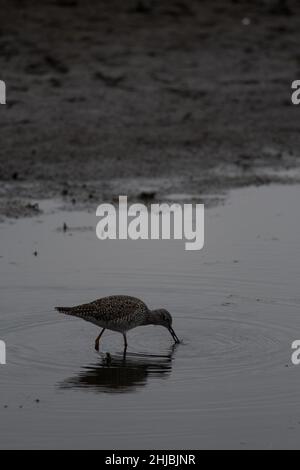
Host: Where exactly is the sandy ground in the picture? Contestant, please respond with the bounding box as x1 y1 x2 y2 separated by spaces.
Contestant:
1 0 300 217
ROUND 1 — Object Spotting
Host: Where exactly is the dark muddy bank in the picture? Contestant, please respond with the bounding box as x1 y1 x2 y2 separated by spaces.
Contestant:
0 0 300 216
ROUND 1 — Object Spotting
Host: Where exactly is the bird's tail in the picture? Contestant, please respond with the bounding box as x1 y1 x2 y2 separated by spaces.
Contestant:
55 307 74 315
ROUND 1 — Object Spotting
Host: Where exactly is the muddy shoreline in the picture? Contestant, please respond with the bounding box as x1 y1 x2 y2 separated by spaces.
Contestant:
1 0 300 218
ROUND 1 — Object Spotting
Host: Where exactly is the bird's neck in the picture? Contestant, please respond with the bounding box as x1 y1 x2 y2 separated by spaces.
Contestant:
144 310 162 326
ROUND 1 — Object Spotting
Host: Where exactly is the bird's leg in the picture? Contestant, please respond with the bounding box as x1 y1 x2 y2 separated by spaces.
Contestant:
123 333 128 353
95 328 105 352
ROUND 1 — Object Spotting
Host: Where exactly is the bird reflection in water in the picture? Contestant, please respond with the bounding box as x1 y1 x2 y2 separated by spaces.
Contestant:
59 345 178 393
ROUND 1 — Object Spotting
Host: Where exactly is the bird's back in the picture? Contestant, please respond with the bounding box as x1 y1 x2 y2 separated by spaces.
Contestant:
56 295 149 332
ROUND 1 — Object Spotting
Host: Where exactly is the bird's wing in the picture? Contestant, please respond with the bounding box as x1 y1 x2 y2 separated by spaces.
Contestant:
58 295 149 327
90 295 148 324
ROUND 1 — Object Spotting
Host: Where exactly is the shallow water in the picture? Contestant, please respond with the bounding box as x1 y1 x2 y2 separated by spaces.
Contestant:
0 185 300 449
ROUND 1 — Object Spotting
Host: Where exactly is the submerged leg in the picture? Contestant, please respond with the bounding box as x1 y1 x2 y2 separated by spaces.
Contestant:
95 328 105 351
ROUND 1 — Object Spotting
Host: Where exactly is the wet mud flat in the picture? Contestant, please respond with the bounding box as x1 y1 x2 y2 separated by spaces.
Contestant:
1 0 300 215
0 184 300 449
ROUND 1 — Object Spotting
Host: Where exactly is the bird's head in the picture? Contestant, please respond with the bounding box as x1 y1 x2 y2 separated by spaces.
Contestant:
150 309 180 343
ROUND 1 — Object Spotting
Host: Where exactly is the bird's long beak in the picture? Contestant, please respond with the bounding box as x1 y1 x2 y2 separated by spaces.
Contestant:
168 326 180 344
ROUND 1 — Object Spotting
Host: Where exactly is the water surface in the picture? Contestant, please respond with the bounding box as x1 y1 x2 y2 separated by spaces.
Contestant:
0 185 300 449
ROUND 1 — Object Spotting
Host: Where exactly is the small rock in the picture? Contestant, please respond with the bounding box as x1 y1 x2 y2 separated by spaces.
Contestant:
139 191 156 202
242 17 251 26
133 0 152 14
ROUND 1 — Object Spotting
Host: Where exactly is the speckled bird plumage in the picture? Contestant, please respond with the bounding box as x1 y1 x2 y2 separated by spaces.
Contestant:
57 296 149 332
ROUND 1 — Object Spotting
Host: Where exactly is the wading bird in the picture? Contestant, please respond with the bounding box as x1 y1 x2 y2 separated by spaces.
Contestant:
56 295 180 353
